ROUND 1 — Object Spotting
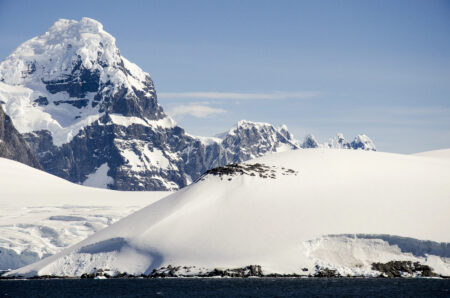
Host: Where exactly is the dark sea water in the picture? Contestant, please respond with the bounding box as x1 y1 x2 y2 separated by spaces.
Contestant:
1 278 449 297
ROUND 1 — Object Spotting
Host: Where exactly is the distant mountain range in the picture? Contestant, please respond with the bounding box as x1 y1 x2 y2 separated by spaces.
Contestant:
0 18 375 191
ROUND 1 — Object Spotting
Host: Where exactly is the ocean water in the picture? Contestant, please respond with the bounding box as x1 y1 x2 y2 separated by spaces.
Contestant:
1 278 449 297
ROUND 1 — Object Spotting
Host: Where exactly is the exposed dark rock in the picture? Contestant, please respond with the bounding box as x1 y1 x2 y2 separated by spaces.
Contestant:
371 261 438 277
0 105 41 169
207 265 264 278
4 263 448 279
314 267 341 278
54 99 89 108
198 162 298 182
24 114 190 191
33 96 49 106
42 57 100 98
149 265 265 278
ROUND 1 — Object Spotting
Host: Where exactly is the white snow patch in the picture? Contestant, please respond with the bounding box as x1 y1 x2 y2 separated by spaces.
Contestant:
186 133 221 146
0 82 103 146
116 139 175 172
83 163 114 189
108 113 176 129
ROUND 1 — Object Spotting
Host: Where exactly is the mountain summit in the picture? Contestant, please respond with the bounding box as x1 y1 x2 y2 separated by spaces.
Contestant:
0 18 188 190
0 17 166 146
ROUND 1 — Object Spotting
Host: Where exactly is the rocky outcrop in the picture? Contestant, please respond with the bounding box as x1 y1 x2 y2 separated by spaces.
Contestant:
198 162 298 181
372 261 437 277
0 105 41 169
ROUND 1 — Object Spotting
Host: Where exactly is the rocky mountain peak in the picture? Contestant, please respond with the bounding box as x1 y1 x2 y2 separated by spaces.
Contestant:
222 120 300 161
0 18 166 146
0 17 118 85
351 134 376 151
301 134 320 148
327 133 351 149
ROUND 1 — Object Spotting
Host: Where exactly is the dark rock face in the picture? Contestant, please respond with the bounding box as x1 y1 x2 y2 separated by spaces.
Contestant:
0 105 41 169
43 58 100 98
33 96 49 106
181 139 230 182
372 261 437 277
24 114 192 191
54 99 89 108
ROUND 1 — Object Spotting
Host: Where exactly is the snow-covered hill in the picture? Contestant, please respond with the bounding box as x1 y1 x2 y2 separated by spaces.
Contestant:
8 149 450 277
0 158 169 270
413 149 450 161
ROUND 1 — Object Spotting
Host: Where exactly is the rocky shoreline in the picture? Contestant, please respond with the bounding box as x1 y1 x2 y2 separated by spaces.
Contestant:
2 262 448 280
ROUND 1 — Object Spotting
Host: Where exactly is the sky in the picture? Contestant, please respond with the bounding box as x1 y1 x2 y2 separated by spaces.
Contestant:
0 0 449 153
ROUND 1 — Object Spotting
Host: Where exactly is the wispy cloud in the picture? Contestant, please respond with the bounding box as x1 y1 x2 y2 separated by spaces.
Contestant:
168 104 227 118
159 91 321 100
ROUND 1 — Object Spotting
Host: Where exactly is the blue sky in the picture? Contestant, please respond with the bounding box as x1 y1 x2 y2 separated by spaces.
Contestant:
1 0 449 153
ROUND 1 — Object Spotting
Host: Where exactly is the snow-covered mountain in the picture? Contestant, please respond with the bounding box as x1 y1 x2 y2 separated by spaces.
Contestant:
0 17 377 191
222 120 300 160
7 149 450 278
349 134 376 151
326 133 351 149
301 134 321 148
0 157 169 270
181 120 300 181
0 105 41 169
0 17 191 191
302 133 376 151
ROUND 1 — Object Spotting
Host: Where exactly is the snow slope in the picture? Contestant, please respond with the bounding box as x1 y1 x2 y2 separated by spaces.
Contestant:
413 149 450 161
0 158 169 270
9 149 450 277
